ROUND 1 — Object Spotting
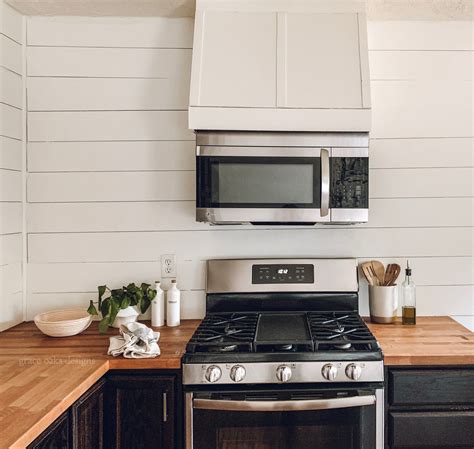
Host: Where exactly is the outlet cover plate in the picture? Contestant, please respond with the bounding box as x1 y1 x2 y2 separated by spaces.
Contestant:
161 254 177 278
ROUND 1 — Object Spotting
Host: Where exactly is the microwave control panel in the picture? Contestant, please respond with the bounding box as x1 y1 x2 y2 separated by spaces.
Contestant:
330 157 369 209
252 264 314 284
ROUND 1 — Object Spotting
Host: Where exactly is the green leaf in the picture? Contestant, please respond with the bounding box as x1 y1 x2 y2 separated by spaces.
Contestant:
87 300 98 316
141 282 150 292
100 297 111 317
121 295 131 309
109 300 120 326
148 288 157 301
99 317 109 333
140 297 151 314
98 285 107 300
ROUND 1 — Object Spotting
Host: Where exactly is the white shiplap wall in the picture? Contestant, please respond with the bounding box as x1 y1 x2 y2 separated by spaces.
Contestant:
0 1 24 331
24 16 473 320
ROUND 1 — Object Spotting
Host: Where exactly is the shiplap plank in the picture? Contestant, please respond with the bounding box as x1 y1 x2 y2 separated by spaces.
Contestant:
370 168 473 198
27 228 472 264
370 138 473 169
26 289 205 320
0 34 22 74
28 141 195 172
28 111 193 142
0 136 22 170
28 260 206 293
0 291 23 332
28 77 190 111
27 168 470 203
0 262 22 295
0 103 22 139
27 46 192 78
26 138 471 172
369 51 474 81
0 202 22 234
27 16 193 48
0 233 22 265
0 2 23 44
26 198 473 233
28 171 194 202
27 257 471 301
0 66 22 108
0 169 22 201
371 80 473 138
367 21 474 51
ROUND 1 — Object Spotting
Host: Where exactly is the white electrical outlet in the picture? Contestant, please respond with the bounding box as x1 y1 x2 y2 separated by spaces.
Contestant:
161 254 177 278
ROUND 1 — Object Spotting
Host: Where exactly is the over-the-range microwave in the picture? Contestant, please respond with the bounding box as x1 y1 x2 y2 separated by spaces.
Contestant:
196 131 369 225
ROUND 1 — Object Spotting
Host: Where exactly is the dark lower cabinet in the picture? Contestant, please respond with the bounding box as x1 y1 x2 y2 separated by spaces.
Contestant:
27 411 71 449
387 367 474 449
71 378 105 449
106 373 177 449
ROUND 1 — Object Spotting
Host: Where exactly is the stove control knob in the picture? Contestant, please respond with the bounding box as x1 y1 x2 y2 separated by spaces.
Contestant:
276 365 292 383
230 365 246 383
322 364 338 381
205 365 222 383
345 363 362 381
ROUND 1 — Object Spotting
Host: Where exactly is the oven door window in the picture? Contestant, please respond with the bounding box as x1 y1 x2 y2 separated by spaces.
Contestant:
197 157 321 208
191 392 376 449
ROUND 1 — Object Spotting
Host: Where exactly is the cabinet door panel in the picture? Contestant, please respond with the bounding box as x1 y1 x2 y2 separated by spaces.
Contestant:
190 10 277 108
107 374 175 449
27 411 71 449
389 411 474 448
281 13 362 109
72 379 105 449
389 369 474 406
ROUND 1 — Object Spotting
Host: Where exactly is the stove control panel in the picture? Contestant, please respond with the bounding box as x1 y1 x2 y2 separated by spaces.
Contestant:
183 361 384 385
252 264 314 284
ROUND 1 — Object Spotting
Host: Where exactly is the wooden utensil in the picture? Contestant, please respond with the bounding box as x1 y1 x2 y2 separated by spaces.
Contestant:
361 261 377 286
384 263 401 286
371 260 385 286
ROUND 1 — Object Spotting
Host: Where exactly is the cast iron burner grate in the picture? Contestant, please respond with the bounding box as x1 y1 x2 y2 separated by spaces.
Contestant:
186 311 379 354
186 313 259 353
308 312 378 351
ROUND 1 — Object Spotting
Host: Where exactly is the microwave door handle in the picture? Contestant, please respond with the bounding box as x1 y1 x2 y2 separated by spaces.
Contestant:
193 395 376 412
320 148 330 217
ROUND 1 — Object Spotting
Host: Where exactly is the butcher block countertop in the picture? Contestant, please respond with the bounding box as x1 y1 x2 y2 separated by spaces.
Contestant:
0 320 200 449
0 317 473 448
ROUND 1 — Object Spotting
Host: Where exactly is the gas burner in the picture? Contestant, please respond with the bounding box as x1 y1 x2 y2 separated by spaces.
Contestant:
186 313 258 353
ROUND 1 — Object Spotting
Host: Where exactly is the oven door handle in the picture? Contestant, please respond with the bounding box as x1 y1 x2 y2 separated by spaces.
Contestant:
320 148 330 217
193 395 376 412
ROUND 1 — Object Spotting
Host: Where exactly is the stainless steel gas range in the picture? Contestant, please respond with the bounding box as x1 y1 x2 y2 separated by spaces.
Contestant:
183 258 384 449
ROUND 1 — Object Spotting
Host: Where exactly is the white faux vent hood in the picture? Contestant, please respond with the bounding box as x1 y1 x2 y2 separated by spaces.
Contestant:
188 0 371 132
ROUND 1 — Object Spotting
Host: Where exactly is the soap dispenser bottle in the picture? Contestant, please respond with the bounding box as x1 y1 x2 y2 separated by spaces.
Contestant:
166 280 181 327
401 261 416 325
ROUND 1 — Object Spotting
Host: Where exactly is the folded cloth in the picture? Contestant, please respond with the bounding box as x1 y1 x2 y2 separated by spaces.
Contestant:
108 322 160 359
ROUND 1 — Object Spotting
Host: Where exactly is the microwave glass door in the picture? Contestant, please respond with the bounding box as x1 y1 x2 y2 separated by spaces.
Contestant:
188 391 376 449
197 156 321 209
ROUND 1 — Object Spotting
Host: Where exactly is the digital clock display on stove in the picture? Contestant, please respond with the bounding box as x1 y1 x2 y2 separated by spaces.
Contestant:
252 264 314 284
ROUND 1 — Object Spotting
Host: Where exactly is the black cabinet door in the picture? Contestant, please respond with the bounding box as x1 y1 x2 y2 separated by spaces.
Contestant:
27 411 71 449
71 378 105 449
106 374 176 449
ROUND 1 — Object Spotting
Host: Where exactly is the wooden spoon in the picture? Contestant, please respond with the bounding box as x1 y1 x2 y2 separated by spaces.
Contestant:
384 263 401 286
361 261 377 286
371 260 385 286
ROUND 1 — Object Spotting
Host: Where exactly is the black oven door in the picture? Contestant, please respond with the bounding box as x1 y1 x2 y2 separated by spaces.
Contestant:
187 388 383 449
196 147 330 224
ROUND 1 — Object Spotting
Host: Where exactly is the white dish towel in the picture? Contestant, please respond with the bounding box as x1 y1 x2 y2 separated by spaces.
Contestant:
108 322 160 359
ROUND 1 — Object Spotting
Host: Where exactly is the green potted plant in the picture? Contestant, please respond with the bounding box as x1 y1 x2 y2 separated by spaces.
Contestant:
87 283 157 333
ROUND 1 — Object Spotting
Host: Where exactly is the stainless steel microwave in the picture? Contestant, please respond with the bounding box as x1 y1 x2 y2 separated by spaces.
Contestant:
196 131 369 225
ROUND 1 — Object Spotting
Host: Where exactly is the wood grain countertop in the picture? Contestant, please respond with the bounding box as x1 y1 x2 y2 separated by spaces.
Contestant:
0 317 473 448
367 316 474 366
0 320 200 449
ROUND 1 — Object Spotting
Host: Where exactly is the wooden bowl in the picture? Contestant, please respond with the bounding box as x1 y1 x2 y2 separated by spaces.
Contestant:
34 308 92 337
